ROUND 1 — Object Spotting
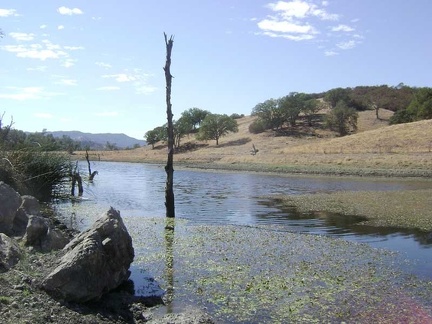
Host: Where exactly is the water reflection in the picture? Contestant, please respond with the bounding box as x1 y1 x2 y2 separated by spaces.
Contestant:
258 199 432 247
164 218 175 311
52 161 432 281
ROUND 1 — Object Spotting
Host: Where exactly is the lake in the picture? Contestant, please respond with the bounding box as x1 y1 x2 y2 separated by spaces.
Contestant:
53 161 432 322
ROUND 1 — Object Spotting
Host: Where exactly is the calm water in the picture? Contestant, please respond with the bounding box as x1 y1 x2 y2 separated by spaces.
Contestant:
54 161 432 279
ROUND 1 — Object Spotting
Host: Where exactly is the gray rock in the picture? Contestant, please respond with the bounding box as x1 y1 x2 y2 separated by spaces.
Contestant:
0 233 22 272
40 228 70 252
20 195 41 216
0 182 22 235
13 195 41 237
42 207 134 302
12 208 29 236
23 216 48 247
22 214 70 252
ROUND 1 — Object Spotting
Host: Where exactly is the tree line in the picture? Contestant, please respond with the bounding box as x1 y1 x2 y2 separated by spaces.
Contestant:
145 84 432 146
318 84 432 125
0 115 82 153
145 108 241 149
0 115 134 152
250 84 432 137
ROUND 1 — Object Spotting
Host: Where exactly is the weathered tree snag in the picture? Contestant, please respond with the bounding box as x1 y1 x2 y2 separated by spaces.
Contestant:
71 162 83 196
164 33 175 218
85 150 92 176
85 150 98 181
89 171 98 181
71 173 83 196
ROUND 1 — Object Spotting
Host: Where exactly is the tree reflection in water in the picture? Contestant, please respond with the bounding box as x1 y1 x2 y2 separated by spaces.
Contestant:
164 218 175 312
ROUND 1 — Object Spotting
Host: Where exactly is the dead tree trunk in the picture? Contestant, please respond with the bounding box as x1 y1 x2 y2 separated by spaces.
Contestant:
71 173 83 196
85 150 92 176
85 149 98 181
71 162 83 196
164 33 175 218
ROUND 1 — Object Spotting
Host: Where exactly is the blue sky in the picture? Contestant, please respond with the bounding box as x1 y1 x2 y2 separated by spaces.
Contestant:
1 1 431 140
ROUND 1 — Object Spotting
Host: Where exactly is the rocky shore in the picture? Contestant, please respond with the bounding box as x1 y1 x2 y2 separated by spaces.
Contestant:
0 182 213 323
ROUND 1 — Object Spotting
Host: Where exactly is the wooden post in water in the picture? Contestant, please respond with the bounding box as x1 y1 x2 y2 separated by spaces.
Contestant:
164 33 175 218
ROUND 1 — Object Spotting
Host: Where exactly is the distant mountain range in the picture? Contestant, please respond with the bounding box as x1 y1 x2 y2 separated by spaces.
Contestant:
48 131 146 149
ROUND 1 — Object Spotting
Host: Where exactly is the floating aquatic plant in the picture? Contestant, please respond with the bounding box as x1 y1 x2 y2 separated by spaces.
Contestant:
126 217 432 323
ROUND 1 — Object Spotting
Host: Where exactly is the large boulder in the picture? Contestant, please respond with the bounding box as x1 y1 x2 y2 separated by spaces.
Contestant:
13 195 41 236
0 233 22 272
42 207 134 302
0 182 22 235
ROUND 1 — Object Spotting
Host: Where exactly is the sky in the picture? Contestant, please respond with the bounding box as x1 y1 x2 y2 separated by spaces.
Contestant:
1 1 431 140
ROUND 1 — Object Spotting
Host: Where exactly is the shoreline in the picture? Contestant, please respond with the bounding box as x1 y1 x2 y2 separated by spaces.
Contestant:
175 161 432 179
76 153 432 232
77 151 432 179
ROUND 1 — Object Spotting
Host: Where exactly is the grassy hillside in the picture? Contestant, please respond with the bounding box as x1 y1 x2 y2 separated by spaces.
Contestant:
81 110 432 177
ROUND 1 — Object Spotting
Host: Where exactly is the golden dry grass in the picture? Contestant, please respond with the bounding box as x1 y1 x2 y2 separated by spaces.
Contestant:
78 110 432 176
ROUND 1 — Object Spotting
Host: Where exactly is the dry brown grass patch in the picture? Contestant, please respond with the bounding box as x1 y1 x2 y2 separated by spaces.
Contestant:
77 114 432 175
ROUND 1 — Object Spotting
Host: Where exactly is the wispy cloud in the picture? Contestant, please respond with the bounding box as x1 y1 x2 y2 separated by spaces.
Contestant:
40 24 47 29
27 66 48 72
102 73 137 82
331 24 354 32
59 117 73 123
56 79 77 86
57 7 83 15
336 40 357 50
0 87 63 100
2 39 82 66
64 46 84 51
94 111 119 117
2 43 68 60
135 85 157 95
258 19 317 37
257 1 339 41
324 50 338 56
0 9 18 17
34 112 54 119
96 86 120 91
102 70 156 94
58 25 65 30
257 1 363 55
96 62 112 69
9 32 35 41
62 59 77 68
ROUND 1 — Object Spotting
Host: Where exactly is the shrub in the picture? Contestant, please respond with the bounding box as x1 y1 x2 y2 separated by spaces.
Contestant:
389 109 415 125
248 119 267 134
230 113 245 119
325 101 358 136
1 149 71 201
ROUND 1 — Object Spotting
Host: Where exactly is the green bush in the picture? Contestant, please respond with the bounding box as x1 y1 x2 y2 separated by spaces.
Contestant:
230 113 245 119
325 101 358 136
389 109 415 125
0 149 72 201
248 119 267 134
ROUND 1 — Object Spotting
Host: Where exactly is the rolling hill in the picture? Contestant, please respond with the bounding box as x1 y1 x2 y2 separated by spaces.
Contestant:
80 109 432 177
48 131 146 149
